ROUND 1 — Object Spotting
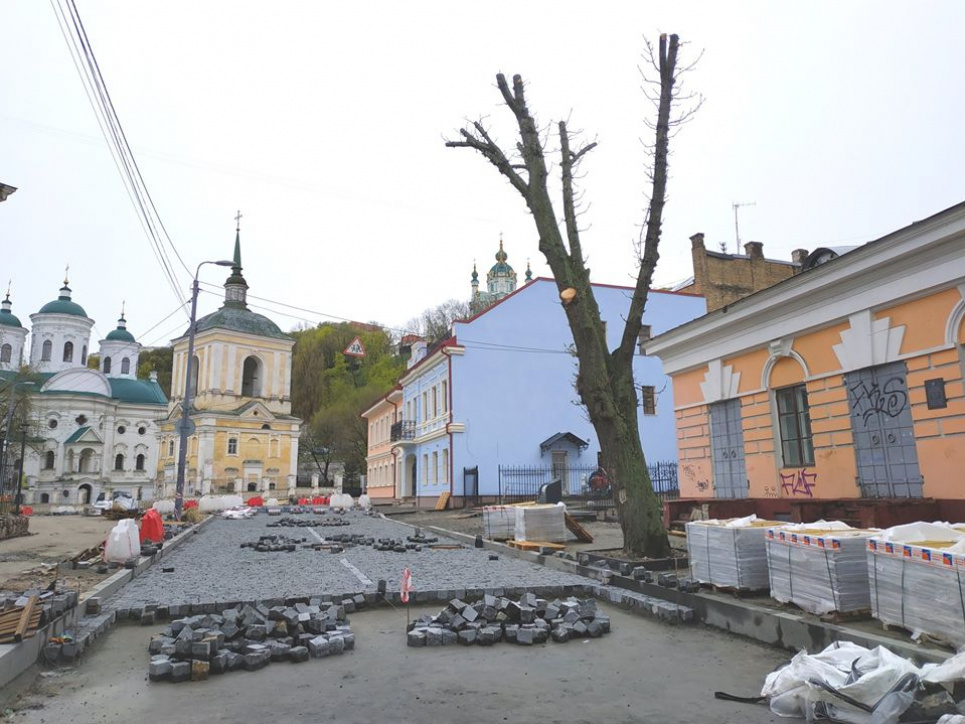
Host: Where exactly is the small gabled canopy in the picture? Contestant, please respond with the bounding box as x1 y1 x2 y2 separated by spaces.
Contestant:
539 431 589 453
64 426 103 445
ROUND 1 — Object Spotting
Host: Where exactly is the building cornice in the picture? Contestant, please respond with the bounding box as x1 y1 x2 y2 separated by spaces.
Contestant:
646 203 965 374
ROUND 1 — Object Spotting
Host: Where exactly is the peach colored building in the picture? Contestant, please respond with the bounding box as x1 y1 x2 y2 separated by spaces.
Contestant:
647 202 965 503
361 386 402 499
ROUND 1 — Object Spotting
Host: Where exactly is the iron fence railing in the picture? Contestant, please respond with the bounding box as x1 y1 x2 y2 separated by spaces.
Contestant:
390 420 415 442
496 461 679 510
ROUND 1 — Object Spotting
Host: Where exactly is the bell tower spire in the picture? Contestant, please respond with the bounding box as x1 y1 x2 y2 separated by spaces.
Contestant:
224 211 249 308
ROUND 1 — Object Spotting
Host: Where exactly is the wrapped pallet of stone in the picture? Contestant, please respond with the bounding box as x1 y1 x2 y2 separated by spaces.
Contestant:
686 516 779 591
514 504 566 544
766 521 877 615
482 505 516 541
867 522 965 647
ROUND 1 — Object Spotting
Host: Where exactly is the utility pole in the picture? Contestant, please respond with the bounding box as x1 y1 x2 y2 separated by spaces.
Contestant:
732 201 756 253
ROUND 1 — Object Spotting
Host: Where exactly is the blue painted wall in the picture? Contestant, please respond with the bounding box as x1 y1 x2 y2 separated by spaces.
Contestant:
443 279 706 498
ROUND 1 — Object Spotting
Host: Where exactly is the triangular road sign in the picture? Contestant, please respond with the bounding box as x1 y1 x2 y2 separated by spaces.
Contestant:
344 336 366 358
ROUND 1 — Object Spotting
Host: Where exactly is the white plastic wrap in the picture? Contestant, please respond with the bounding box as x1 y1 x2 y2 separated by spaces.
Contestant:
514 504 566 543
762 641 923 723
104 519 141 563
482 506 515 541
766 524 876 614
198 495 244 512
686 517 777 590
329 494 355 510
152 500 176 515
358 494 372 510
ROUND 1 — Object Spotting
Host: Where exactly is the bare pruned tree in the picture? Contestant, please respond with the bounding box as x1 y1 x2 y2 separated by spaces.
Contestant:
446 34 698 558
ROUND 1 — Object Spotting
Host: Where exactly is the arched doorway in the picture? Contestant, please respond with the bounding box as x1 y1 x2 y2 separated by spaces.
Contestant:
242 356 262 397
78 484 92 504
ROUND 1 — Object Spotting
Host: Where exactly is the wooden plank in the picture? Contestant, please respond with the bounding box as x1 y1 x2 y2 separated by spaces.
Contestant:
13 596 38 642
506 540 566 552
434 491 451 511
564 512 594 543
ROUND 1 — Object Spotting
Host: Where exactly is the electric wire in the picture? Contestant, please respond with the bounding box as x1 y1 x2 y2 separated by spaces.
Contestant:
50 0 190 313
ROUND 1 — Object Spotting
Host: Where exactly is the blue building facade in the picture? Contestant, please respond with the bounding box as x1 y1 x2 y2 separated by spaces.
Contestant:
389 278 706 505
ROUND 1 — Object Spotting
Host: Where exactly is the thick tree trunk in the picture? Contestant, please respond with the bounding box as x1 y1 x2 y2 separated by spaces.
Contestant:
446 34 685 559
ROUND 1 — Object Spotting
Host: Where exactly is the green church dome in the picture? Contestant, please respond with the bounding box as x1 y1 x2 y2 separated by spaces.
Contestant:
38 284 88 317
105 312 136 342
0 293 23 328
192 306 289 340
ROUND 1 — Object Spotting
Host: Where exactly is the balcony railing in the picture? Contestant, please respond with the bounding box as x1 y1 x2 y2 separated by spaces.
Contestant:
390 420 415 442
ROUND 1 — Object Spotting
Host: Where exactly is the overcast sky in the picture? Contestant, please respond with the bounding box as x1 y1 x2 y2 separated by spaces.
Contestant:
2 1 963 347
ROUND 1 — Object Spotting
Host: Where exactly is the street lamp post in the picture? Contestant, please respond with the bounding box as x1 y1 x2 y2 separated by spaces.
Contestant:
14 423 27 515
0 380 34 506
174 260 234 520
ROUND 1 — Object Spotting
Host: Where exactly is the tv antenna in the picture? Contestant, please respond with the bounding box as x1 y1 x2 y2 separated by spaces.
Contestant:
732 201 756 253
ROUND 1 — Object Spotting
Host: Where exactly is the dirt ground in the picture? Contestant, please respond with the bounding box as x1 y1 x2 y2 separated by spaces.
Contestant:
0 515 115 591
3 603 785 724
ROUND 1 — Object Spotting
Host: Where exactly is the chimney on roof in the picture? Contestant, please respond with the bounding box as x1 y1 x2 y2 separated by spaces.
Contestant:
744 241 763 260
791 248 809 265
690 233 705 250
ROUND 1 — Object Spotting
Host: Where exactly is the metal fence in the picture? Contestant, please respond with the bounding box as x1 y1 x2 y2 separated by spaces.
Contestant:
496 461 679 510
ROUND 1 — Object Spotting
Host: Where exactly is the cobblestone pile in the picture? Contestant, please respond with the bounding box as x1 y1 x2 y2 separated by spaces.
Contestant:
147 601 356 683
407 592 610 647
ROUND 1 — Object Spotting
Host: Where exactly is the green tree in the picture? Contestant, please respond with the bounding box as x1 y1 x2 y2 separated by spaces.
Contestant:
447 35 697 557
137 346 173 397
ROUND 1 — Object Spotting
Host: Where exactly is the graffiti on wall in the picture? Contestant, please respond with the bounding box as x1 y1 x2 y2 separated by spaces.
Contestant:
848 378 908 424
780 469 817 497
682 463 712 494
696 480 710 493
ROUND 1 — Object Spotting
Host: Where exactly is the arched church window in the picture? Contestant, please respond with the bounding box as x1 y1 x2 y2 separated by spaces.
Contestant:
135 454 145 471
121 357 130 375
41 340 52 362
114 453 124 471
44 451 55 469
242 356 261 397
81 345 87 365
103 356 112 374
63 341 74 362
189 355 200 397
0 344 10 363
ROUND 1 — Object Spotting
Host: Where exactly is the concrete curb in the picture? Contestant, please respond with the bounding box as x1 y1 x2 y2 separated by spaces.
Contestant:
0 516 213 689
420 523 952 664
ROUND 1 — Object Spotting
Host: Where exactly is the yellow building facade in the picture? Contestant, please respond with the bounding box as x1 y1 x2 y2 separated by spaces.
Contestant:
157 231 301 497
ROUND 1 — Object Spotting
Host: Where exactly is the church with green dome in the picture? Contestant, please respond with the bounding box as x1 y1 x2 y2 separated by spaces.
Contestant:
469 237 532 314
0 279 168 507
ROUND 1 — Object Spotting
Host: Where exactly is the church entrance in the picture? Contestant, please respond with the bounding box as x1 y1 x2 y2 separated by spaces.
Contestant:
78 483 92 504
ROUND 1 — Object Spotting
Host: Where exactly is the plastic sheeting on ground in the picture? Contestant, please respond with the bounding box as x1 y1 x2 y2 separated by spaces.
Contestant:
329 494 355 510
221 507 256 520
104 519 141 563
686 515 779 591
514 504 566 543
482 506 515 541
868 522 965 647
766 522 877 615
198 495 244 512
762 640 965 723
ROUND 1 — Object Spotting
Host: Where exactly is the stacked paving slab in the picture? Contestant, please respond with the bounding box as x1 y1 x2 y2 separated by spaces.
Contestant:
407 592 610 647
147 600 357 683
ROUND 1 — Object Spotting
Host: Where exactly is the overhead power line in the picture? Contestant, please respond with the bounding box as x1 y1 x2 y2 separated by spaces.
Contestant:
49 0 191 314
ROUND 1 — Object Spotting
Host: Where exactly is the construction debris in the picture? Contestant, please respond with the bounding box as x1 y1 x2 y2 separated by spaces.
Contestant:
406 592 610 647
0 588 81 644
147 601 356 683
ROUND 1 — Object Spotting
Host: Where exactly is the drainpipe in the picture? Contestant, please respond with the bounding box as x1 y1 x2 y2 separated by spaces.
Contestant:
388 396 399 499
447 355 454 504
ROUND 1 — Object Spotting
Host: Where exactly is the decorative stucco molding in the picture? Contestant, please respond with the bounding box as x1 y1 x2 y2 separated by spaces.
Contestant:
832 310 905 373
944 283 965 347
700 359 741 403
761 337 810 387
